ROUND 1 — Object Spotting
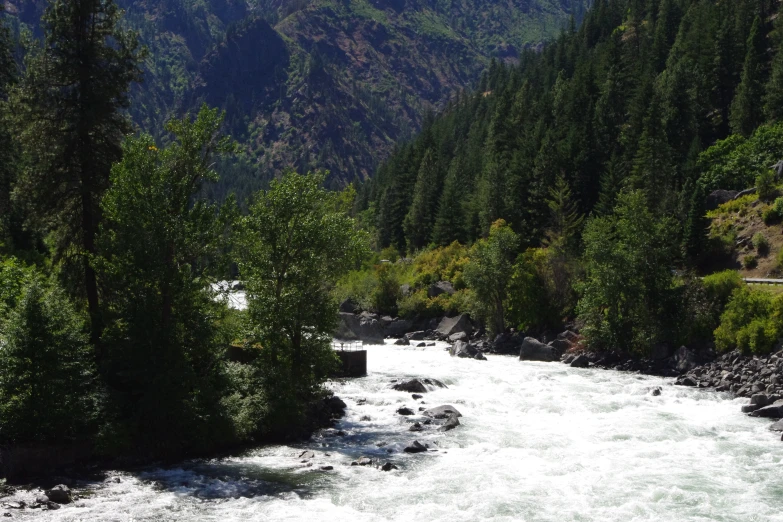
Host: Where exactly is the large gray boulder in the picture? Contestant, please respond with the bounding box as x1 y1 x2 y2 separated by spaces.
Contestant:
423 405 462 418
335 312 385 344
749 400 783 418
45 485 72 505
519 337 557 362
436 314 473 338
570 354 589 368
449 340 478 358
673 346 699 373
392 378 447 393
386 319 414 338
427 281 455 298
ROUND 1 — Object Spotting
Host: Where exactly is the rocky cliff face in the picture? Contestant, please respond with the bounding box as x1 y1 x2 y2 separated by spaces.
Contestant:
4 0 589 194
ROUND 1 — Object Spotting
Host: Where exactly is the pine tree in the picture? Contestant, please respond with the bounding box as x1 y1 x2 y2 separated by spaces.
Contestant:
402 149 439 251
764 12 783 122
12 0 144 344
730 16 766 137
0 4 16 247
432 158 467 246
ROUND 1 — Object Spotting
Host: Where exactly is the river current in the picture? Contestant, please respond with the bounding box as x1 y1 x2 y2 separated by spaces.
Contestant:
10 341 783 521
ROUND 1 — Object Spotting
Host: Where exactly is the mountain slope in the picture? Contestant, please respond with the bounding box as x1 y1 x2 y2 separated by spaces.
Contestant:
4 0 588 196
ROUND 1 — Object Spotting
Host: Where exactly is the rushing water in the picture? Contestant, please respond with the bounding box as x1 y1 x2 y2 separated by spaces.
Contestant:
9 341 783 521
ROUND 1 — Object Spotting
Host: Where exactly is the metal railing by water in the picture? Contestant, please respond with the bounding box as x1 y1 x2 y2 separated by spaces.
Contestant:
332 340 364 352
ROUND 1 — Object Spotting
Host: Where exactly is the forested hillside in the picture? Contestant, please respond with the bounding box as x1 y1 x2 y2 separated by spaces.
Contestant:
4 0 589 197
360 0 783 255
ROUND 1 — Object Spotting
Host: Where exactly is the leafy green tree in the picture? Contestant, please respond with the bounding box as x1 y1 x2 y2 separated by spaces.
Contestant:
12 0 144 342
730 17 766 137
463 219 519 336
577 190 677 354
95 106 238 457
237 171 368 434
0 278 96 444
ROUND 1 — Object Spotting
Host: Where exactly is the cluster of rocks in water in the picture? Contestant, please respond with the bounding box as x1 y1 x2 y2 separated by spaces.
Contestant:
306 377 461 473
338 293 783 442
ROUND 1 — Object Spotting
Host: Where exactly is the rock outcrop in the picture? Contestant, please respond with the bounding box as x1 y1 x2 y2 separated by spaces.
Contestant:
519 337 557 362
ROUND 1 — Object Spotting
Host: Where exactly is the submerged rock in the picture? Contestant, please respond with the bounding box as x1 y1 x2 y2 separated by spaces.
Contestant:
422 405 462 419
45 485 71 505
392 378 447 393
381 462 398 471
570 354 589 368
403 441 428 453
438 415 460 432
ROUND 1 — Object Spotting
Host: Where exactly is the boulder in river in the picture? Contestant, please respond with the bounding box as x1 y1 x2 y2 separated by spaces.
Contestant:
570 354 589 368
404 441 428 453
381 462 398 471
770 419 783 431
423 405 462 419
397 407 415 416
405 331 427 341
519 337 556 362
45 485 71 505
394 338 410 346
438 415 460 432
386 319 414 338
749 400 783 418
391 378 447 393
448 332 468 343
449 340 478 359
436 314 473 339
409 422 423 432
335 312 385 344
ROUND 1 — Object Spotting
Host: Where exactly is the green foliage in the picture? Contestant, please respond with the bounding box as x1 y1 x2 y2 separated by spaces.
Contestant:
95 106 238 457
714 287 783 354
753 233 770 255
577 191 677 355
506 248 564 332
756 169 777 201
0 277 97 444
238 171 368 434
702 271 744 309
11 0 144 340
699 125 783 193
463 220 520 336
743 254 758 269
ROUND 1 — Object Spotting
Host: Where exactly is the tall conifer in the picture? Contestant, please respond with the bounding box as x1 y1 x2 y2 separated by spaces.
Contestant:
13 0 144 344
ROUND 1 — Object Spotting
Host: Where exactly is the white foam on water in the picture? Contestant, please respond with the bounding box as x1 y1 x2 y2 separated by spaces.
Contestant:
10 341 783 521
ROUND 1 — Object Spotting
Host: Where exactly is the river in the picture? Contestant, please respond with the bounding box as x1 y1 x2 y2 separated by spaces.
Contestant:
8 341 783 521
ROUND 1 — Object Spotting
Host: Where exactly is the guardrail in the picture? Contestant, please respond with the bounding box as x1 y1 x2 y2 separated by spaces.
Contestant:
331 340 364 352
744 278 783 285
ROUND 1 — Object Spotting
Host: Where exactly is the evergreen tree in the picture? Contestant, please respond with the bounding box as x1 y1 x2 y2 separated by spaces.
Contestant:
12 0 144 343
764 12 783 122
432 158 467 246
730 16 766 137
0 5 16 247
403 149 439 251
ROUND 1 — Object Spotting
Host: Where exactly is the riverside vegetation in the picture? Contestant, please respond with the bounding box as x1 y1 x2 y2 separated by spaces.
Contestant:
4 0 783 484
341 0 783 363
0 0 367 470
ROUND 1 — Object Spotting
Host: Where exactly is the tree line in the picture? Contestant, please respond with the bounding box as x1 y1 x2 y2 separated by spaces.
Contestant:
341 0 783 356
0 1 365 458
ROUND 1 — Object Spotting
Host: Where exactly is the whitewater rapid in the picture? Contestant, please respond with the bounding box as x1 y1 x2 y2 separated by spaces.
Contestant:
9 341 783 521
